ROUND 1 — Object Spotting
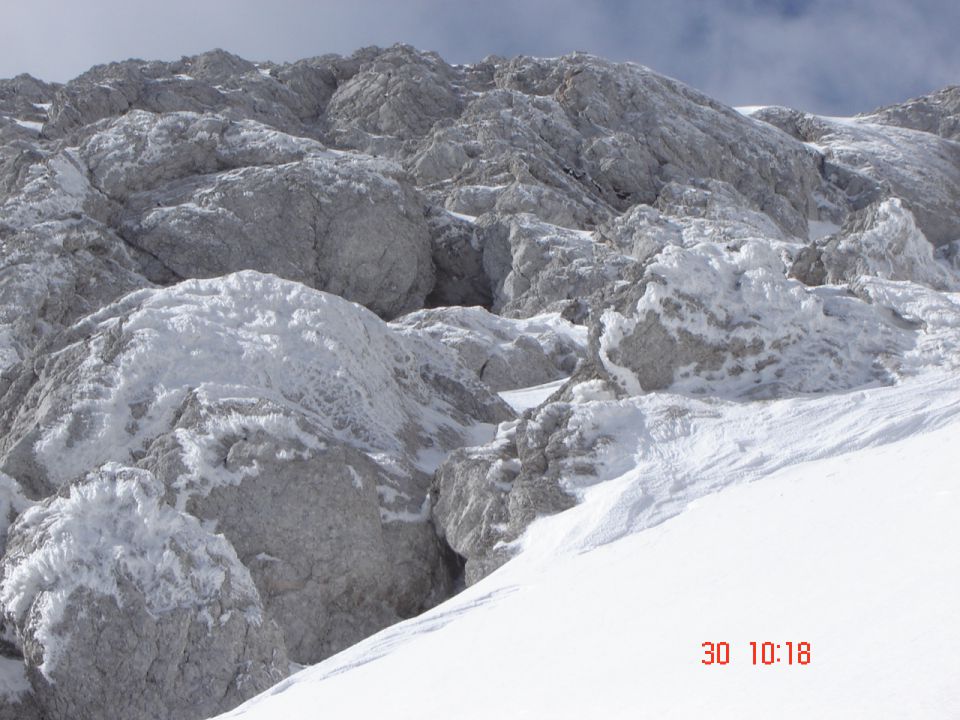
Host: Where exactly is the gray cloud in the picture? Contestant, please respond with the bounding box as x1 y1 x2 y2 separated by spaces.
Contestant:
1 0 957 114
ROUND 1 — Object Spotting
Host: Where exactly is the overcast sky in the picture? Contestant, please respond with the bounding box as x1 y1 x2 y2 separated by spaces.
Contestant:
1 0 957 114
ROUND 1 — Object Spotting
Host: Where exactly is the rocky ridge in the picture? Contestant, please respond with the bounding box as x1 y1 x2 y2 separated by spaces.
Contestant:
0 45 958 719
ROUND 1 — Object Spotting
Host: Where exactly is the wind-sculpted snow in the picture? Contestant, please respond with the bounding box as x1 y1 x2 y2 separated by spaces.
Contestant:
217 402 960 720
434 365 960 583
0 463 286 720
433 235 960 575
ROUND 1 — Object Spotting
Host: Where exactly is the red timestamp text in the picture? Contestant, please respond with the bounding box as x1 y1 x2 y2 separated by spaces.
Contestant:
701 641 811 665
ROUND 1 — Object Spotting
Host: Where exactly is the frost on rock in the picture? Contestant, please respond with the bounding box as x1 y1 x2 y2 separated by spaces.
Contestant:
861 85 960 142
0 271 511 662
0 473 30 557
0 463 287 720
41 48 336 141
0 144 148 371
84 110 436 319
0 107 434 380
753 107 960 247
0 473 35 720
479 212 633 320
0 271 508 492
393 305 587 391
403 53 826 237
3 43 960 716
791 198 960 291
594 240 918 398
326 44 464 145
77 110 327 201
432 411 581 584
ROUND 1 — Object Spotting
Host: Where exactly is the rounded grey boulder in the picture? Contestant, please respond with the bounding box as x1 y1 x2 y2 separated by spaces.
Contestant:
0 463 287 720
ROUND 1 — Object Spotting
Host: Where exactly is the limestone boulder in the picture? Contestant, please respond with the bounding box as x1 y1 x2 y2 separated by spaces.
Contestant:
0 463 287 720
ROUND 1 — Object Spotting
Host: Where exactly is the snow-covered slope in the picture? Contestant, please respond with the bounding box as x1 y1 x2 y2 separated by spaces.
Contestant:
217 374 960 719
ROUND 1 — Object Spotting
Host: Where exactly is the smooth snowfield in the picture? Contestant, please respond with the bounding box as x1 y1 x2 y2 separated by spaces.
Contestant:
217 375 960 720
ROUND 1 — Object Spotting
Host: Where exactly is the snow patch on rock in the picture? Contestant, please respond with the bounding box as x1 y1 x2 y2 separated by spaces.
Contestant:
14 271 506 496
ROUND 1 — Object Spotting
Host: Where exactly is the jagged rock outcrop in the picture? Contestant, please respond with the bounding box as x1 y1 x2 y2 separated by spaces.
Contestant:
589 240 917 398
326 45 464 147
0 271 511 664
0 75 57 120
0 75 57 144
402 53 829 239
432 408 583 584
394 305 587 391
861 85 960 141
42 49 337 141
80 109 435 318
752 106 960 247
790 198 960 291
478 212 634 319
0 463 287 720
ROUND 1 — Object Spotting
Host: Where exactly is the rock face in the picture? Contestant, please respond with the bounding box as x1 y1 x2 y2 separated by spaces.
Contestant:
400 53 826 238
79 110 434 318
327 45 463 144
861 85 960 141
432 408 585 584
0 463 287 720
2 43 960 717
0 109 435 379
0 271 511 664
0 148 149 372
42 49 332 141
791 199 960 291
751 106 960 247
394 305 587 391
478 212 633 319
